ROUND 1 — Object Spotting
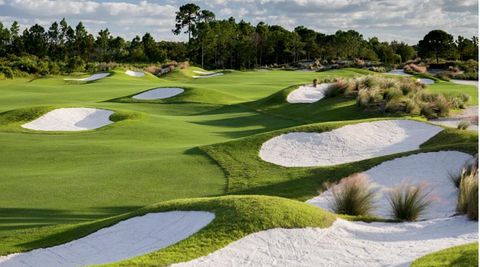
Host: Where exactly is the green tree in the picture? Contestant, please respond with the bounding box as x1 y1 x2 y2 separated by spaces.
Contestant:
173 3 201 42
418 30 455 63
457 36 478 61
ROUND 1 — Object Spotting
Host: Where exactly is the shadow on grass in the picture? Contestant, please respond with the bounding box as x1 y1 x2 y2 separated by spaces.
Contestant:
0 206 142 233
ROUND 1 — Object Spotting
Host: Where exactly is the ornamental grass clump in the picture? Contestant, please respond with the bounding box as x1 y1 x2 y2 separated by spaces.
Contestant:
328 173 377 216
457 120 471 130
449 156 478 188
388 182 431 221
457 173 478 220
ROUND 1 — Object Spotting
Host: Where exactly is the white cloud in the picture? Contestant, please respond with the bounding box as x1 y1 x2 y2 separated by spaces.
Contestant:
0 0 477 43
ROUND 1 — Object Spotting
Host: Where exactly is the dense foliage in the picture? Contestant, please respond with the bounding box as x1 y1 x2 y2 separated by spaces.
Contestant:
0 3 477 75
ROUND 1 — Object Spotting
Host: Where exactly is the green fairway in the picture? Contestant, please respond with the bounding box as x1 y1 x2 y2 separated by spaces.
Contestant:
411 243 478 267
0 67 477 265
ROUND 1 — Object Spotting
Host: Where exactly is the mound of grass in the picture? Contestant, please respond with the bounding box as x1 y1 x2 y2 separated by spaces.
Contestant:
388 183 431 221
411 243 478 267
200 118 477 201
328 173 377 216
0 195 335 267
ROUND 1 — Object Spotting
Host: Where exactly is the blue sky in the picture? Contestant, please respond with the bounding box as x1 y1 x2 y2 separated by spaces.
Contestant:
0 0 477 44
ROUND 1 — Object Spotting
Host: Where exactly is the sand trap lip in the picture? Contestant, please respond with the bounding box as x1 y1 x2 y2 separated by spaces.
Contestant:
192 72 224 78
0 211 214 267
259 120 443 167
125 70 145 77
132 88 184 100
387 69 413 76
21 108 114 131
286 83 333 103
173 216 477 267
307 151 473 219
417 78 435 85
64 72 110 82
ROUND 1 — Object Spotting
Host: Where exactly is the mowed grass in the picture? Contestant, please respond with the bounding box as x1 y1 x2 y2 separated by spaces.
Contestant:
0 67 477 265
0 68 372 237
0 195 336 267
411 242 478 267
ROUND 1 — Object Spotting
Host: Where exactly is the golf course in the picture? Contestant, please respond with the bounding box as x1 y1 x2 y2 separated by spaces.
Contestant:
0 0 479 266
0 66 477 266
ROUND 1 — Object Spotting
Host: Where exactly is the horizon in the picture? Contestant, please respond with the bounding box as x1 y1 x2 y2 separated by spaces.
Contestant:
0 0 478 44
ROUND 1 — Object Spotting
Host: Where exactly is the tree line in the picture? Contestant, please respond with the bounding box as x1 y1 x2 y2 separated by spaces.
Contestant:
0 2 477 71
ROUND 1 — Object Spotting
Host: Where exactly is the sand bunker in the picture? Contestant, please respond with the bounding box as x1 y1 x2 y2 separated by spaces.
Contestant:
193 70 215 75
286 83 333 103
65 73 110 82
451 79 479 88
132 88 184 100
259 120 443 167
21 108 114 131
192 72 224 78
173 216 477 267
387 69 413 76
0 211 214 267
430 106 478 131
417 78 435 85
125 70 145 77
307 151 473 219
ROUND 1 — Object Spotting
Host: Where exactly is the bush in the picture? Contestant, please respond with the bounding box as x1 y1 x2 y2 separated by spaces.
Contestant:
388 182 431 221
327 173 377 216
67 56 86 72
458 120 471 130
457 173 478 220
449 156 478 188
0 65 14 79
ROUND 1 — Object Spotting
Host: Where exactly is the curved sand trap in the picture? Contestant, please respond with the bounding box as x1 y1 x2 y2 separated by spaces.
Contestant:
21 108 114 131
286 83 333 103
132 88 184 100
387 69 413 76
125 70 145 77
451 79 478 87
259 120 443 167
417 78 435 85
307 151 473 219
65 73 110 82
192 72 224 79
173 216 477 267
193 70 215 75
0 211 214 267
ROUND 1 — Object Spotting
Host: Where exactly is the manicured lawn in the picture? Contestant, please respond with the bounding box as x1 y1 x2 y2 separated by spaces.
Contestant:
0 67 477 266
411 242 478 267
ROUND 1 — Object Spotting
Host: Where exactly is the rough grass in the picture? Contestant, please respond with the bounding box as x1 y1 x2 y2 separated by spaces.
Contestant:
411 243 478 267
0 195 336 267
388 183 431 221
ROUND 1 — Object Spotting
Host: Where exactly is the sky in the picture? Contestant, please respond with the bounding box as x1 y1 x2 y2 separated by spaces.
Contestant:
0 0 478 44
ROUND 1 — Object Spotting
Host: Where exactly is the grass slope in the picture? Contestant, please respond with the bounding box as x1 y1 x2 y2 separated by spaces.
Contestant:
200 119 477 200
0 195 335 267
411 243 478 267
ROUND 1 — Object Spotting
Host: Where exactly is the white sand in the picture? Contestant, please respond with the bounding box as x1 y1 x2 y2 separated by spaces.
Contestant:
125 70 145 77
286 83 333 103
132 88 184 100
387 69 413 76
259 120 443 167
21 108 114 131
173 216 477 267
430 106 478 131
65 73 110 82
451 79 478 87
0 211 214 267
307 151 473 219
417 78 435 85
192 72 224 78
193 70 215 75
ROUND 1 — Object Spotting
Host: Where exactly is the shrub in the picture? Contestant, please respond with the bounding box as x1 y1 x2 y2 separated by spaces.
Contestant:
388 182 431 221
449 156 478 188
458 120 471 130
67 56 86 72
328 173 377 216
0 65 14 79
457 173 478 220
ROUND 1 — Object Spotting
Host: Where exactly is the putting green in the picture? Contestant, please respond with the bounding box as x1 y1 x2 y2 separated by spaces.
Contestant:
0 67 477 265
